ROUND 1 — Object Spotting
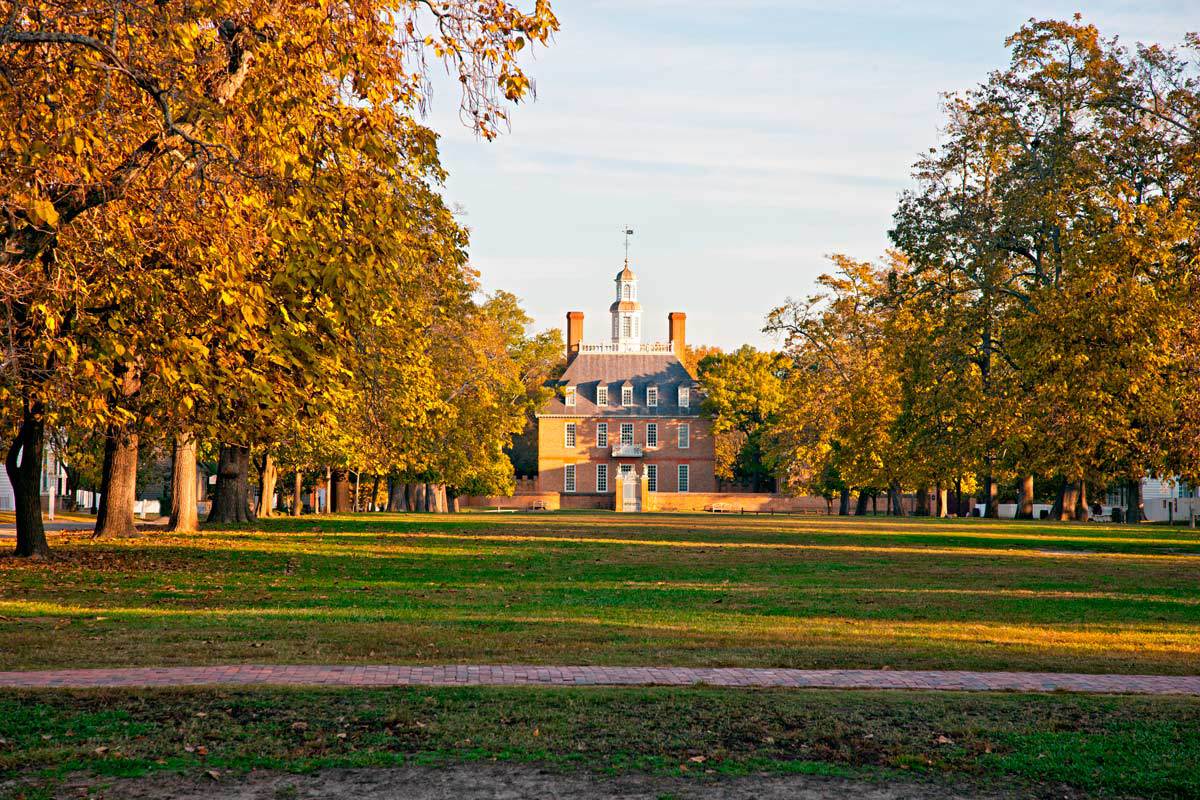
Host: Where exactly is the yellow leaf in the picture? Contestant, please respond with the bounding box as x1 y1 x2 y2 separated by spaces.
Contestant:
30 198 59 227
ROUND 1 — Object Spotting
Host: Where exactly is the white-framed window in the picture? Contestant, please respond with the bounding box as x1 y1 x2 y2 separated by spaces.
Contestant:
632 317 639 338
597 422 608 448
677 464 690 493
646 464 658 492
596 464 608 493
564 464 576 493
621 316 632 338
597 385 608 406
612 317 619 339
564 422 577 448
622 283 631 300
564 386 576 407
621 385 633 406
646 423 658 448
678 422 690 449
647 386 658 407
678 386 690 408
620 422 634 446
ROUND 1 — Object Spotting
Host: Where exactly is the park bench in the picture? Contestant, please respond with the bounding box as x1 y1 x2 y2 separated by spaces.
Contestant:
705 502 733 513
529 499 548 511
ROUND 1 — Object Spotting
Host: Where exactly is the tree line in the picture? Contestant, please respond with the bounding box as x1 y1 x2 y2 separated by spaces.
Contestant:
1 0 560 557
700 19 1199 520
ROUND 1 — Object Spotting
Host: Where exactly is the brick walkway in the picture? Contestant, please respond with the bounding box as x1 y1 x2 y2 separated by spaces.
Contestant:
1 665 1198 694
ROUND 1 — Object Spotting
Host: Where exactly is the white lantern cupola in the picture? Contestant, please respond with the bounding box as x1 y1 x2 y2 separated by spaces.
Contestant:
610 262 643 350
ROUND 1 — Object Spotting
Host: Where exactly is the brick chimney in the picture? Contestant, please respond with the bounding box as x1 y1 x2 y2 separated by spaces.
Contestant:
566 311 584 358
668 312 686 356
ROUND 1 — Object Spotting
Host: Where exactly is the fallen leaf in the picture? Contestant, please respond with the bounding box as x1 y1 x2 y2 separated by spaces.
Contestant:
688 755 706 763
935 735 954 745
291 722 309 731
93 746 109 755
206 769 220 780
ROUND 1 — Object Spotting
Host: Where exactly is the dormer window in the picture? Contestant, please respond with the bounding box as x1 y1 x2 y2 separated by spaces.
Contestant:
621 385 633 406
678 386 690 408
564 386 576 407
647 386 658 407
596 385 608 406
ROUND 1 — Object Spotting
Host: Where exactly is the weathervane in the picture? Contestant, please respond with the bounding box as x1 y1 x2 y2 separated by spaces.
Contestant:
623 226 634 265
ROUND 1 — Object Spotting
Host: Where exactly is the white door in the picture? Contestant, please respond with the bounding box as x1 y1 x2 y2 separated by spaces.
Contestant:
620 466 640 511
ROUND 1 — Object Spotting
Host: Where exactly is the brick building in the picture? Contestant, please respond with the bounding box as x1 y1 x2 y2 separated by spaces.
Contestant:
536 263 714 510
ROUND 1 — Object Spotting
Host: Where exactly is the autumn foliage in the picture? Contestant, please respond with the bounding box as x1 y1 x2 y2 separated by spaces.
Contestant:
765 19 1200 520
0 0 559 555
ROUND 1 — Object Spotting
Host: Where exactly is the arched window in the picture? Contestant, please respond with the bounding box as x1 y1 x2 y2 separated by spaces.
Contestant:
622 283 631 300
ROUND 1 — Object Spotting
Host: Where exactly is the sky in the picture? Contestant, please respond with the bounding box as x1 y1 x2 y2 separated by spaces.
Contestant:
425 1 1194 351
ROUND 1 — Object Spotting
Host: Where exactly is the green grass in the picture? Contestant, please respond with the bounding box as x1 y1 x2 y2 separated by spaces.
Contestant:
2 686 1199 799
3 512 1200 799
2 512 1199 673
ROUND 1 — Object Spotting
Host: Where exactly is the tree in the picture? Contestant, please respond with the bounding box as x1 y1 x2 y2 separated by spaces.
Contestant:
765 256 907 509
1 0 559 552
698 346 789 491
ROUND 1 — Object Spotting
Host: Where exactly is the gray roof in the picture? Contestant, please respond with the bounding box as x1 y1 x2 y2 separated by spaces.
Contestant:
539 353 700 417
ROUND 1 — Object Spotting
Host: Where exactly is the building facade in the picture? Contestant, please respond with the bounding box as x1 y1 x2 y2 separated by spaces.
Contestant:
536 264 715 509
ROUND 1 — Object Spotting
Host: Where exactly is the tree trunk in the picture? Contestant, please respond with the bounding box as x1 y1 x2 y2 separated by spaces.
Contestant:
838 488 850 516
369 474 381 512
93 429 138 534
353 471 361 512
255 452 278 518
209 444 253 523
417 482 429 512
1017 475 1035 519
1076 481 1090 522
291 471 303 516
447 487 460 513
983 475 999 518
330 470 351 513
1129 478 1144 524
1057 480 1081 522
167 433 198 533
854 490 869 516
6 408 50 558
94 428 139 538
387 476 404 512
63 465 81 511
915 486 930 516
888 483 906 517
937 485 949 518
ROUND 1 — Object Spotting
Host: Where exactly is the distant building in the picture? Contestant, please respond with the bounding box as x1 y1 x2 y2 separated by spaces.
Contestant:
0 446 67 512
536 263 715 510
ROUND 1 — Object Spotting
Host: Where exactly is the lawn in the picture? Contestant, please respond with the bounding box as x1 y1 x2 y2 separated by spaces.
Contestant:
3 686 1199 799
2 512 1198 674
3 512 1200 798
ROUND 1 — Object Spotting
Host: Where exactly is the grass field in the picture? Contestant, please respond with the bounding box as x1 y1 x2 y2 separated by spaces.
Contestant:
2 512 1199 673
3 512 1199 799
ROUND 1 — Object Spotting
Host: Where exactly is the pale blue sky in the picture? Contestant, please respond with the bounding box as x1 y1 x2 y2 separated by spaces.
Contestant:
426 2 1193 350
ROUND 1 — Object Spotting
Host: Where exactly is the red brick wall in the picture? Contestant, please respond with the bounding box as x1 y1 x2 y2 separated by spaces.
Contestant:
537 416 715 495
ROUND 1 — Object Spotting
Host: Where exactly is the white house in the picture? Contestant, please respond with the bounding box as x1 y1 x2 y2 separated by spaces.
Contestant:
0 447 68 513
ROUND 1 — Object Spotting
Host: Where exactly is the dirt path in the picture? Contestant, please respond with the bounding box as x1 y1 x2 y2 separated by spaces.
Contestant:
45 763 1018 800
